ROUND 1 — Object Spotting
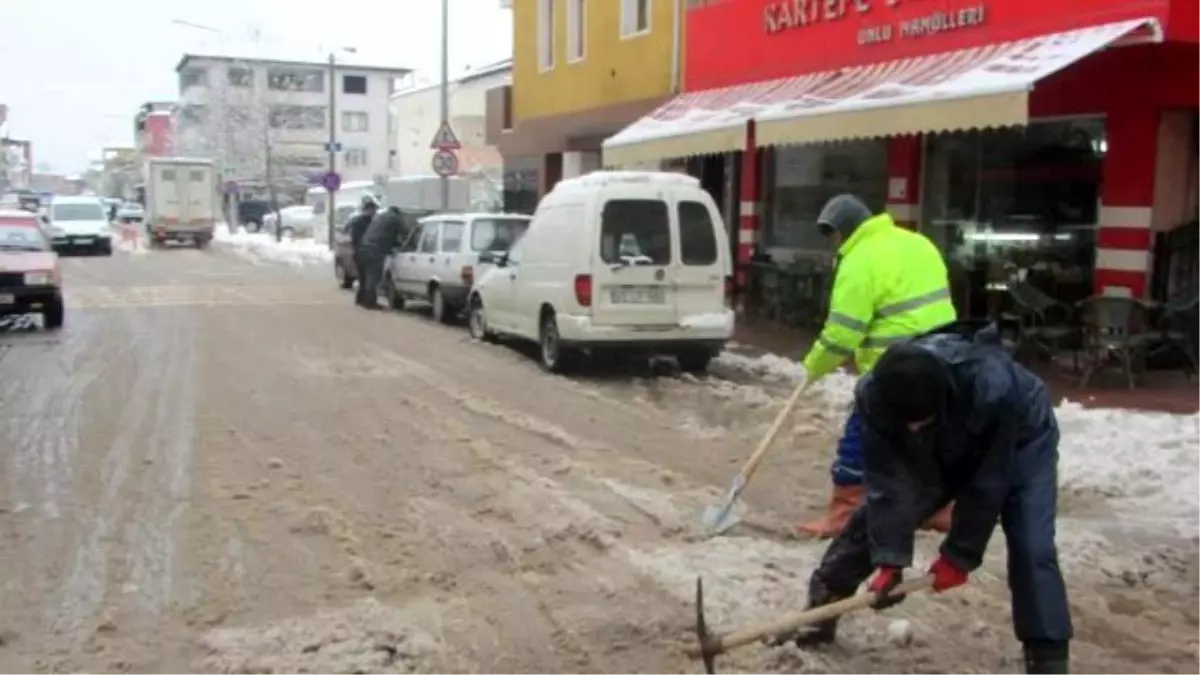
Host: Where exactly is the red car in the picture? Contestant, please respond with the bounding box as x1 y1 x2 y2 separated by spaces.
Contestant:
0 210 64 330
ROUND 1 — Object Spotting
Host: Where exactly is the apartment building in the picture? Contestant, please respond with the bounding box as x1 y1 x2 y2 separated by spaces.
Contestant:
173 53 410 197
487 0 685 209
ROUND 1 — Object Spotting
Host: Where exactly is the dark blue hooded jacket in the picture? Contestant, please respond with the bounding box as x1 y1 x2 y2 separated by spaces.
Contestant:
854 322 1058 572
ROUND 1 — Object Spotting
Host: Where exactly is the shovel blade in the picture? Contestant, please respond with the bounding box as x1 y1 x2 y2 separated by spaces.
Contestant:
700 502 742 535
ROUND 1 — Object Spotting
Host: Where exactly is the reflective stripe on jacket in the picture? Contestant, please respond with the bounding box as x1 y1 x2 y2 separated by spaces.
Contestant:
802 213 957 381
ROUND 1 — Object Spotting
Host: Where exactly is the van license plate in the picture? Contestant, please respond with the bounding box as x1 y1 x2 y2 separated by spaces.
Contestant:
611 287 664 304
74 238 93 245
0 294 13 305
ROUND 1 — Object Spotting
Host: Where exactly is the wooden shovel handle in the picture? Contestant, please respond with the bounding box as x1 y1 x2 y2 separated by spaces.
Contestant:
737 378 810 485
684 576 935 659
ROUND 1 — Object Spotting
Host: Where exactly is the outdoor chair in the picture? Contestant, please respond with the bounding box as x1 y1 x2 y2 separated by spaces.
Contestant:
1146 291 1199 379
1004 280 1080 370
1076 296 1154 390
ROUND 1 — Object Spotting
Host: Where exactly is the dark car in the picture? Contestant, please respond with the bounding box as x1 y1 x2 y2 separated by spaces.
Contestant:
0 212 64 330
238 199 272 232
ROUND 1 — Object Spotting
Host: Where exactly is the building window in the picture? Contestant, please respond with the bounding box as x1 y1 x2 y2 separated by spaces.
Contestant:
268 105 326 130
923 119 1105 315
762 140 888 254
537 0 554 71
345 148 369 167
621 0 650 37
342 111 369 132
267 68 324 93
227 67 253 88
179 67 208 90
177 104 208 126
343 75 367 94
567 0 586 62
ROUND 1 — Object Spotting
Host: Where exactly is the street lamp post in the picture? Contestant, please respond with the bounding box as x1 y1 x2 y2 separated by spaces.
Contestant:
327 46 357 250
439 0 450 211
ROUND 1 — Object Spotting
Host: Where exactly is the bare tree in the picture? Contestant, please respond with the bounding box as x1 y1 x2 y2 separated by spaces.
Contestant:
174 58 328 239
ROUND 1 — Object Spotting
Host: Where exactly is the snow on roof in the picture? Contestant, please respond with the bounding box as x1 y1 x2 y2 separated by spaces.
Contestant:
306 180 376 194
178 47 410 74
552 170 700 191
0 209 38 219
148 110 173 117
147 156 215 165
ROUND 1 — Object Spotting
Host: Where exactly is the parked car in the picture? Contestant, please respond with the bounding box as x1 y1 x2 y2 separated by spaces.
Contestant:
383 212 532 323
44 196 113 256
237 199 271 232
263 205 316 238
466 171 734 373
332 203 365 289
0 211 64 330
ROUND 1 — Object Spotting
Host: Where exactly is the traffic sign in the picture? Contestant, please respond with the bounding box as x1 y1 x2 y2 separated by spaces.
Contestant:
222 180 239 196
324 141 343 153
320 171 342 192
431 149 459 177
430 121 461 150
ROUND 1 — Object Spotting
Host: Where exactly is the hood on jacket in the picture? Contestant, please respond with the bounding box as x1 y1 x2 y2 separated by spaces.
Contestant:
816 194 873 241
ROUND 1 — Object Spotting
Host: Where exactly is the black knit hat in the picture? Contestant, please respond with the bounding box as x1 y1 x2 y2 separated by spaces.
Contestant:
868 344 951 425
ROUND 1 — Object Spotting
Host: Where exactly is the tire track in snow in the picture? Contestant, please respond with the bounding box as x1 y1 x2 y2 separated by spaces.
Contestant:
125 309 198 613
54 309 162 642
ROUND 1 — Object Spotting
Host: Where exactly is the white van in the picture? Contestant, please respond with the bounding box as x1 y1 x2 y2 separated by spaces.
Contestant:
466 171 734 373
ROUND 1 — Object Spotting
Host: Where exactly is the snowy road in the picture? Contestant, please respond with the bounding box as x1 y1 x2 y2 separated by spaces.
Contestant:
0 244 1195 673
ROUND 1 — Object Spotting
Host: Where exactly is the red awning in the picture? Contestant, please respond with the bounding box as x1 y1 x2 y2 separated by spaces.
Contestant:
603 17 1161 166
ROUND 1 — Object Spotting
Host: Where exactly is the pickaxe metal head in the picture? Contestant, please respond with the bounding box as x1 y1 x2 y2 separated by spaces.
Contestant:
695 576 719 674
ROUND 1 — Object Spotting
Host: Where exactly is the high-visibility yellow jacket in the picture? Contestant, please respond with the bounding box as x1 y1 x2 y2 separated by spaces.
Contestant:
802 213 957 382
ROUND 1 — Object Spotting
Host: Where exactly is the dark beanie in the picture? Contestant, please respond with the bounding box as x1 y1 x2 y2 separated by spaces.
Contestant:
868 344 951 425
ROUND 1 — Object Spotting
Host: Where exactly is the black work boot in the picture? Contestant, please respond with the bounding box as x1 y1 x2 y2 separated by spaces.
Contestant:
1023 640 1069 674
767 575 852 648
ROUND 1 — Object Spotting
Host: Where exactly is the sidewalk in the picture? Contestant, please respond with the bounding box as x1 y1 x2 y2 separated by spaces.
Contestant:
732 317 1199 415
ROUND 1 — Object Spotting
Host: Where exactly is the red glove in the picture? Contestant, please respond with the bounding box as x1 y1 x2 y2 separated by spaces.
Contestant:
928 555 969 591
867 566 905 609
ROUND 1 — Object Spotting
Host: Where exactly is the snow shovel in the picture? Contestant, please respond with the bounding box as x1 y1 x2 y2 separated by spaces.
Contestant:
699 377 810 536
685 574 936 674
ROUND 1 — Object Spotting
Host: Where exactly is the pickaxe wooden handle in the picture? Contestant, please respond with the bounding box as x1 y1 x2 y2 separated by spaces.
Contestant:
685 575 935 672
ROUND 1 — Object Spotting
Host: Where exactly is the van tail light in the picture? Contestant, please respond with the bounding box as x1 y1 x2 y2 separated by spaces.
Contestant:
574 274 593 308
724 275 734 307
460 265 474 286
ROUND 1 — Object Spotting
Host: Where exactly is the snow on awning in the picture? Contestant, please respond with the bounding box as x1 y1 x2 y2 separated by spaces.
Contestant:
603 17 1160 167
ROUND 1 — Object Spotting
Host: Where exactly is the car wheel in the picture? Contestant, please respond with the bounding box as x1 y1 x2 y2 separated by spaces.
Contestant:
468 296 496 343
281 226 295 238
336 262 354 289
384 273 405 310
430 286 453 325
43 297 64 331
99 241 113 256
538 312 576 374
676 348 714 375
195 236 210 250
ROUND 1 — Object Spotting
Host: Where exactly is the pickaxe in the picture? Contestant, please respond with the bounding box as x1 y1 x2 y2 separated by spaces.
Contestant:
684 575 936 673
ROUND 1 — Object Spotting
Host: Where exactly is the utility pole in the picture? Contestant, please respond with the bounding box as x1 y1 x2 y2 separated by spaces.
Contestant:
439 0 450 211
326 51 338 249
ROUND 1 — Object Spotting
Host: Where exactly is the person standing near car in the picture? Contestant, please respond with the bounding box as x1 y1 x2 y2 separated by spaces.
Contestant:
357 204 405 310
348 195 379 307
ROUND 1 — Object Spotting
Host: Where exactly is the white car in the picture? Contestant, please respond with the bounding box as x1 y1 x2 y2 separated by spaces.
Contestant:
466 171 734 374
263 205 316 238
45 196 113 256
383 212 532 323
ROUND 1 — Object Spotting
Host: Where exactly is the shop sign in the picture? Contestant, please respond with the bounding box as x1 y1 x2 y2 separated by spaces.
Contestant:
764 0 988 46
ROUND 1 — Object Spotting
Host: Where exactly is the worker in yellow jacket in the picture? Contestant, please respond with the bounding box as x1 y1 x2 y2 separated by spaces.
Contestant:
796 194 957 537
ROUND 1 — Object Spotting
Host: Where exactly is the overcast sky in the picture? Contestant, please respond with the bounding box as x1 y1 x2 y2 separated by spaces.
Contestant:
0 0 512 173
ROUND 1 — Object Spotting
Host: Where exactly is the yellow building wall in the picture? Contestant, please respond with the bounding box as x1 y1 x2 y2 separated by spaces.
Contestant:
512 0 678 123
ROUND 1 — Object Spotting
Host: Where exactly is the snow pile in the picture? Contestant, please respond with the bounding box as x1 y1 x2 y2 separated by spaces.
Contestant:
716 351 1200 533
1056 403 1199 533
214 225 332 267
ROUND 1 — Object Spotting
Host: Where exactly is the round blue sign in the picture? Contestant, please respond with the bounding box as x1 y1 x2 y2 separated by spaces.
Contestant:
321 171 342 192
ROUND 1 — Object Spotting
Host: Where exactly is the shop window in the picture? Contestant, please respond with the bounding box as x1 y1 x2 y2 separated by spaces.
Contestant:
762 140 887 257
923 119 1105 316
600 200 670 265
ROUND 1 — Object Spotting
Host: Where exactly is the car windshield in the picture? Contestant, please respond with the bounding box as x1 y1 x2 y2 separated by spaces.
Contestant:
0 225 49 251
52 203 106 221
471 218 530 252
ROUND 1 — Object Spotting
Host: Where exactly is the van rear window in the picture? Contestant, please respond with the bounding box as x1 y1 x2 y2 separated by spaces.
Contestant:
678 201 719 265
600 199 670 265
